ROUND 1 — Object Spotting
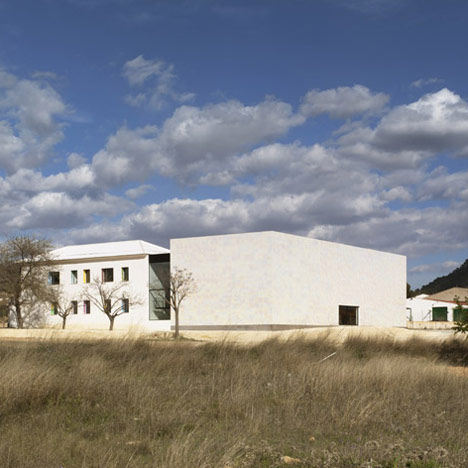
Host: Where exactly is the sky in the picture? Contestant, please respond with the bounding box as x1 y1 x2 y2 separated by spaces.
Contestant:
1 0 468 288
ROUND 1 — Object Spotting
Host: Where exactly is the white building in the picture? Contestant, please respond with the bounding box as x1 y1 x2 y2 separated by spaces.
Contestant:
406 287 468 323
32 231 406 331
406 295 454 322
170 231 406 329
45 240 171 331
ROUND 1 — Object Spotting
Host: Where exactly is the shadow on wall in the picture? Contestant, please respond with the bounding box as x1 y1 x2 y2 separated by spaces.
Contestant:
7 307 48 329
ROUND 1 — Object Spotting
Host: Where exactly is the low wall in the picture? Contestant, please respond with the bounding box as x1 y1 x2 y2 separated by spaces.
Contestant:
407 321 455 330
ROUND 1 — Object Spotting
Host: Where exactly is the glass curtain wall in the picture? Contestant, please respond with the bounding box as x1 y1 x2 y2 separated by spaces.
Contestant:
149 254 170 320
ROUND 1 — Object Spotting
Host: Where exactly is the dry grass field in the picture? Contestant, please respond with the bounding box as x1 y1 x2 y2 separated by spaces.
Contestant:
0 331 466 467
0 324 454 344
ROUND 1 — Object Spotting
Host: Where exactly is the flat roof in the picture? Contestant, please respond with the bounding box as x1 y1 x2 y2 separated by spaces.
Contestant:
171 230 406 258
52 240 169 261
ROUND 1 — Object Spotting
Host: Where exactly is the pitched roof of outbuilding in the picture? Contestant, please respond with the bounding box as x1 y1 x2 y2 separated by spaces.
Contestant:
52 240 169 261
426 287 468 302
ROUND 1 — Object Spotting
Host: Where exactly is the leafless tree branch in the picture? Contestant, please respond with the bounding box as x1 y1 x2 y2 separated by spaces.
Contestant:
154 267 196 339
0 235 53 328
82 277 142 330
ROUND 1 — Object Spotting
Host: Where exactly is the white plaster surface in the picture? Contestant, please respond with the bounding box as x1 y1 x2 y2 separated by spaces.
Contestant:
44 254 170 331
406 295 458 322
170 231 406 328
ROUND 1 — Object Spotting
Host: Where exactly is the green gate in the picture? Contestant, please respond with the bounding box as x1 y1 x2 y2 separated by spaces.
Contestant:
432 307 448 321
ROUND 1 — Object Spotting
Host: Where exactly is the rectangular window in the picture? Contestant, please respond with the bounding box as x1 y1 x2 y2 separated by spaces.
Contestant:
71 301 78 314
121 298 129 313
104 299 111 314
50 303 58 315
102 268 113 282
121 267 129 281
71 270 78 284
83 300 90 314
83 269 90 283
48 271 60 285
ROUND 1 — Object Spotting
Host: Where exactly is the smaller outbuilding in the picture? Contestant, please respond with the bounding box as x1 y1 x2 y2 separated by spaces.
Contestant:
406 287 468 324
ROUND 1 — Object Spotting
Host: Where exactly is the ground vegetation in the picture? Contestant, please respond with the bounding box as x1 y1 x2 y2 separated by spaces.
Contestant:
0 333 466 467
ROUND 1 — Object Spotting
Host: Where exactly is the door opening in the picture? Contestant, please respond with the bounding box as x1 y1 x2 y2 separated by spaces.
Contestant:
339 305 359 325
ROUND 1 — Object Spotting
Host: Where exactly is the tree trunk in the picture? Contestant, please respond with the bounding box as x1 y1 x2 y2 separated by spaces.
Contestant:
174 308 179 339
15 299 23 329
62 316 66 330
109 316 115 331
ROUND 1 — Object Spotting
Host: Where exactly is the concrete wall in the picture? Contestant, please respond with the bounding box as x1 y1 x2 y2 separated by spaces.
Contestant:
406 321 455 330
170 231 406 328
44 255 170 331
268 232 406 327
170 233 275 327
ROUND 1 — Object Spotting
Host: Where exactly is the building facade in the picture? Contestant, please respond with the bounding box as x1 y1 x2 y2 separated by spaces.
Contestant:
170 231 406 329
44 240 171 331
18 231 406 330
406 287 468 323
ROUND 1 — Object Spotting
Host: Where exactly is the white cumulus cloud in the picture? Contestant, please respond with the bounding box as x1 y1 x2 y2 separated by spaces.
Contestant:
0 68 68 172
338 88 468 169
91 97 304 185
300 85 389 119
123 55 195 110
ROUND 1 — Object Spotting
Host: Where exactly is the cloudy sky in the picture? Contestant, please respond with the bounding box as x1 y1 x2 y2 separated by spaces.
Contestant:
1 0 468 287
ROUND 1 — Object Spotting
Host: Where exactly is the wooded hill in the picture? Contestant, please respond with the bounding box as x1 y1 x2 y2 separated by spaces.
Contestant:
415 259 468 295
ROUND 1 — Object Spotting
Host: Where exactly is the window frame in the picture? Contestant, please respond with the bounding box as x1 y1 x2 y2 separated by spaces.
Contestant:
83 300 91 314
83 269 90 284
101 268 114 283
121 267 129 282
71 270 78 284
48 271 60 285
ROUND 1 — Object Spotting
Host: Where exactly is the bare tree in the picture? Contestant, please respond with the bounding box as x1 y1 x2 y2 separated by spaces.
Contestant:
0 235 53 328
0 298 9 328
158 268 196 339
83 277 141 331
44 286 74 330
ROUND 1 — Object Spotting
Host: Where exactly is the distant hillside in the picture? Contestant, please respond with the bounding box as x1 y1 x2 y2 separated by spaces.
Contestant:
416 259 468 295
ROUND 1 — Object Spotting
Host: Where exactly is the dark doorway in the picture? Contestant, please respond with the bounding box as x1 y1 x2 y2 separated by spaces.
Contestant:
339 305 358 325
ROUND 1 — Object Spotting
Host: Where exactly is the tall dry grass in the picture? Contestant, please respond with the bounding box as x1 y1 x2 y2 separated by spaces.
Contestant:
0 333 466 467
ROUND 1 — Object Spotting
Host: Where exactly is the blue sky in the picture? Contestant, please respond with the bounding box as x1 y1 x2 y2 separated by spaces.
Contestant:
1 0 468 287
